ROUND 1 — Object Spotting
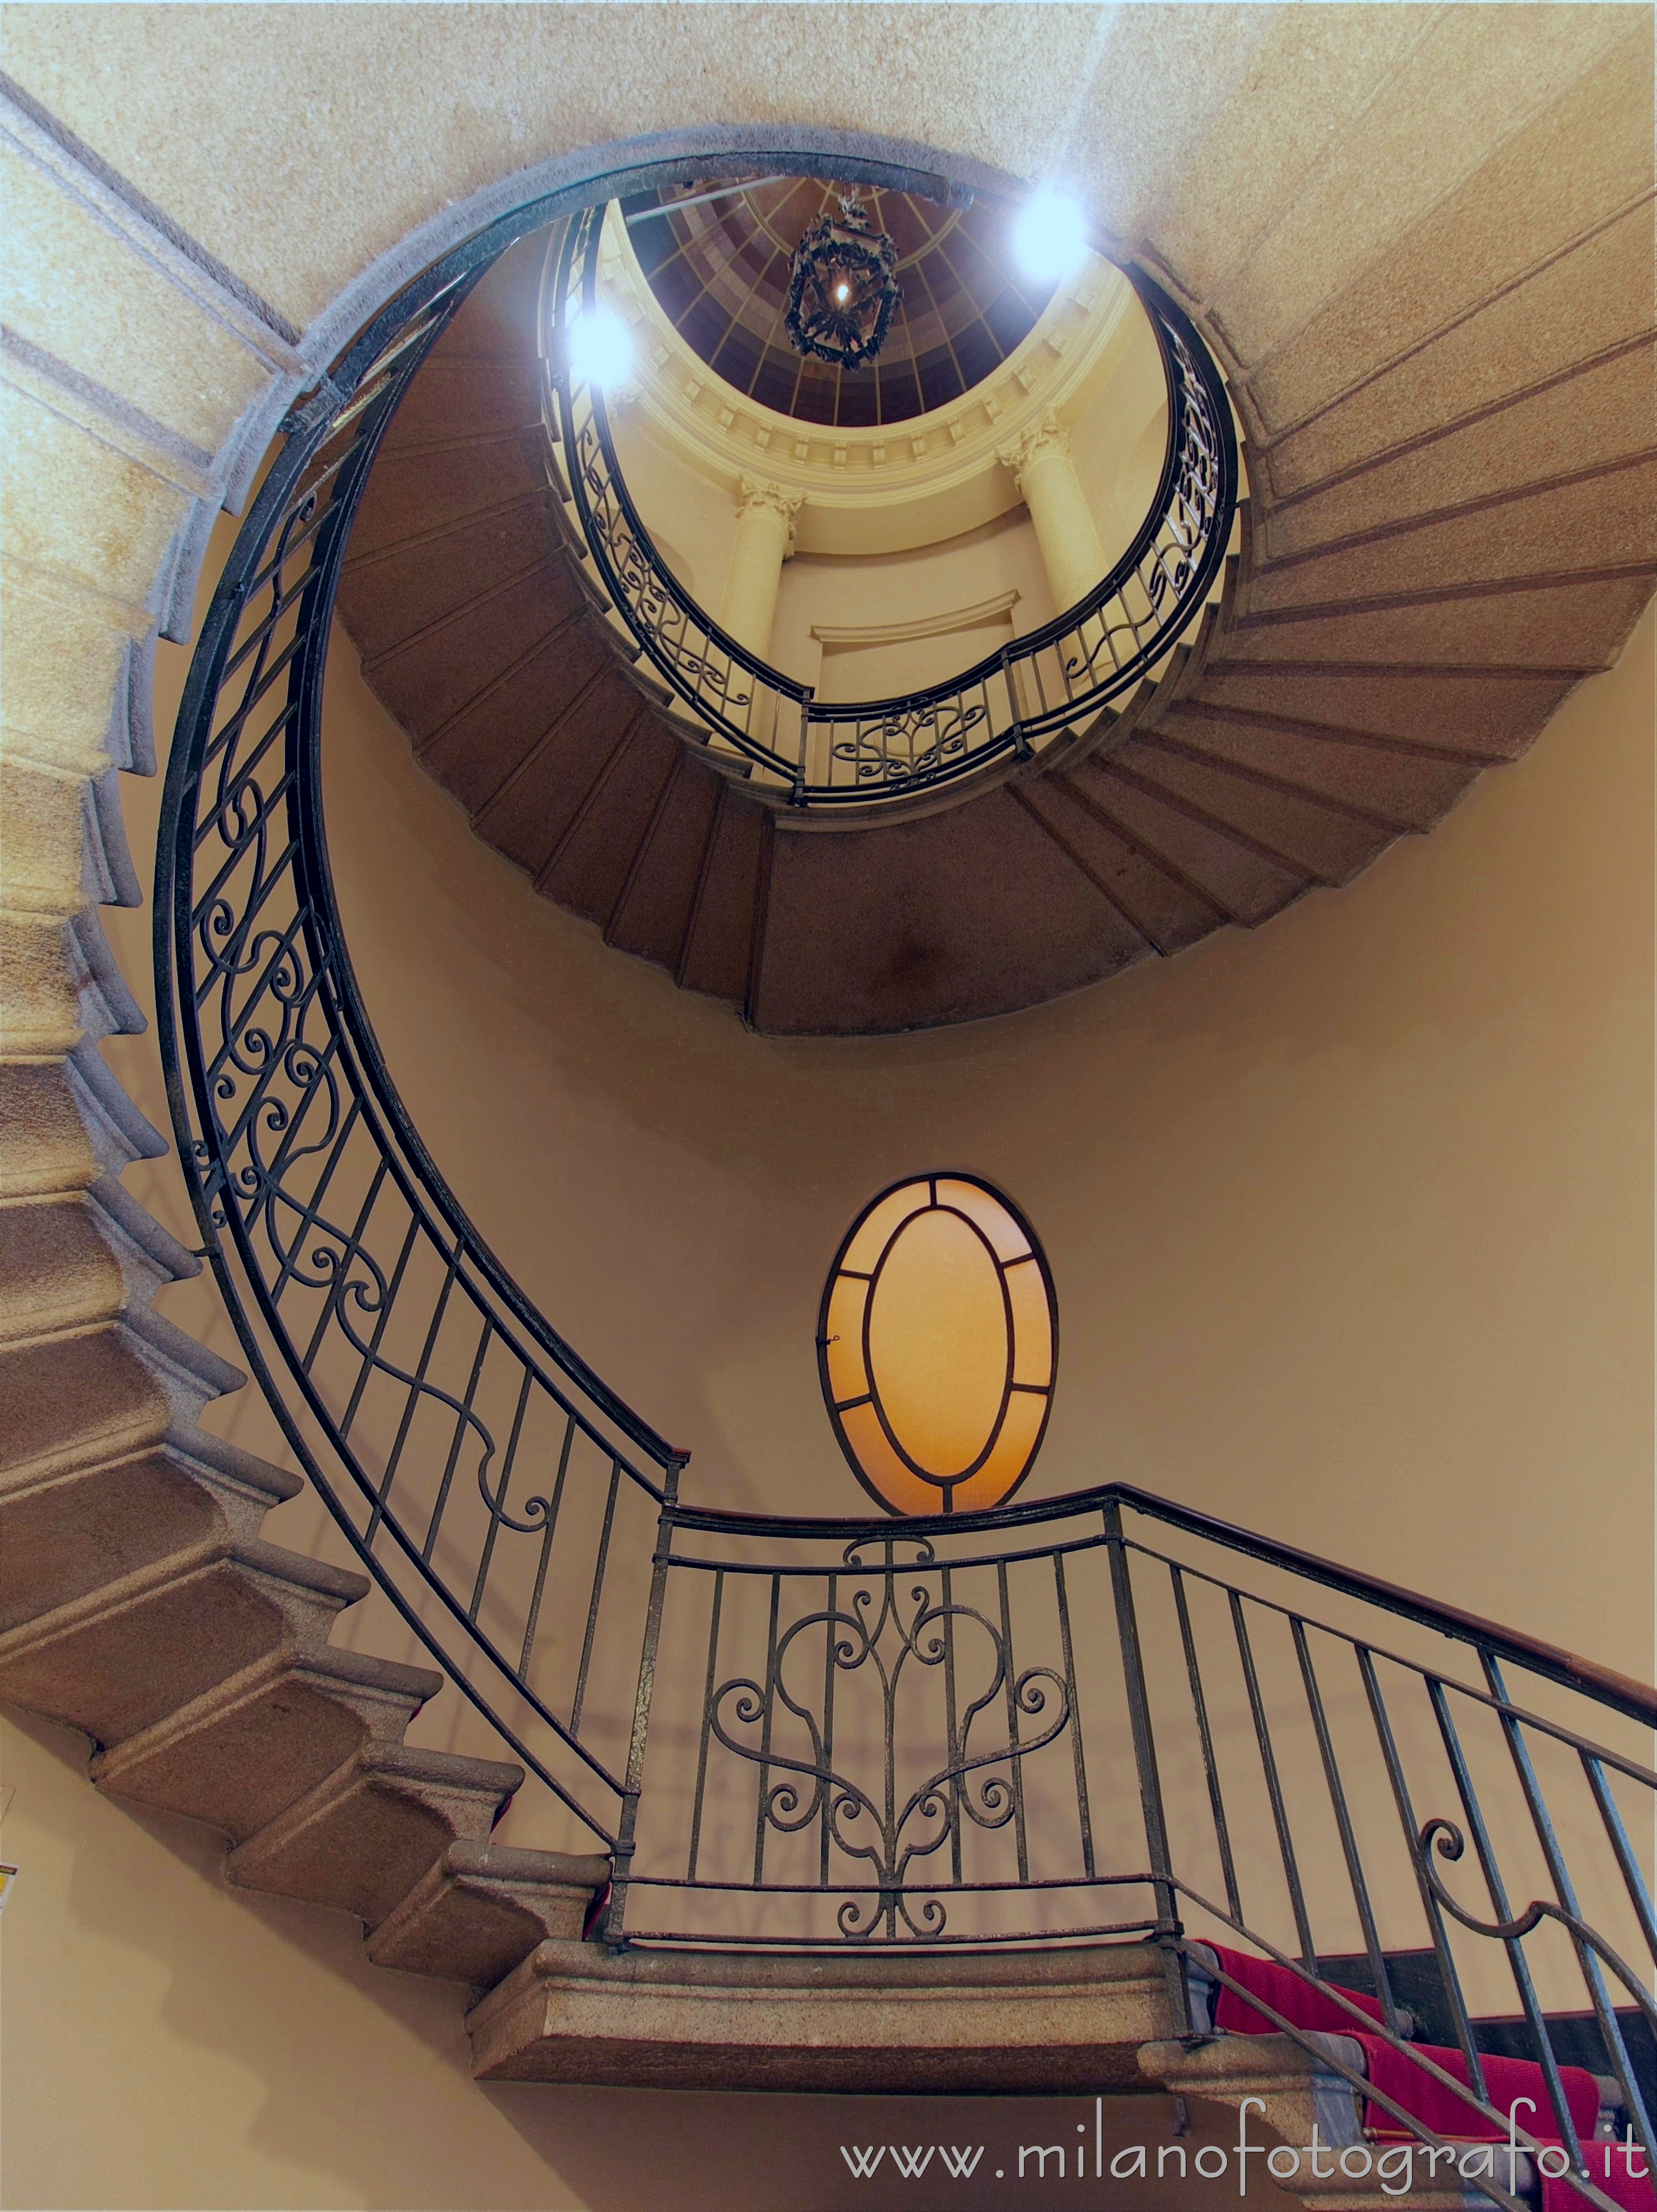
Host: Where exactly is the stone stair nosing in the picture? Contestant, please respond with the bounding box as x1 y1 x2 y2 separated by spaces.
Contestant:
1138 2034 1489 2212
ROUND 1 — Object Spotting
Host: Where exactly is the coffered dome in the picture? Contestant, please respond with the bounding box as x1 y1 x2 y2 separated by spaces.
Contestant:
620 176 1058 427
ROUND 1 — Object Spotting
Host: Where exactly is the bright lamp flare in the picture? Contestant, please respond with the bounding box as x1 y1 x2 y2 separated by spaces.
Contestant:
567 304 633 388
1012 188 1089 285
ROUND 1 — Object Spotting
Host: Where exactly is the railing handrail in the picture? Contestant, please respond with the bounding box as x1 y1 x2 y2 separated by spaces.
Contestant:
547 201 1237 802
666 1478 1657 1730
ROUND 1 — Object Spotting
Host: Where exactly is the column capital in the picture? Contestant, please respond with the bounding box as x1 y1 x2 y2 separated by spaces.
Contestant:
996 409 1072 488
736 474 804 549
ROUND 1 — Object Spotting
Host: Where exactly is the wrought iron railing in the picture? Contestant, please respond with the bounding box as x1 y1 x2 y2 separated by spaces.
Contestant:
542 203 1237 805
157 167 1651 2212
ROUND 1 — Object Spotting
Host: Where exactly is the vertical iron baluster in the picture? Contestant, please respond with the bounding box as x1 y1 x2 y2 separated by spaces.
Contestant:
1055 1548 1095 1879
1581 1751 1657 1964
687 1565 724 1887
753 1572 782 1888
1358 1645 1489 2098
820 1571 838 1889
1104 1506 1186 2035
570 1457 621 1738
377 1250 459 1550
268 1095 363 1307
1170 1562 1242 1925
517 1411 576 1678
603 1455 682 1944
1427 1676 1590 2166
426 1308 492 1568
1482 1657 1656 2175
469 1358 531 1621
1291 1616 1401 2032
942 1562 963 1886
1229 1590 1317 1969
996 1560 1030 1886
1001 648 1027 762
337 1212 418 1441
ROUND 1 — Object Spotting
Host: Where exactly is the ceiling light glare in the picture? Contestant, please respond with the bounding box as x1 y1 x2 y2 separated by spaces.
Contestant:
1012 187 1090 285
567 304 633 389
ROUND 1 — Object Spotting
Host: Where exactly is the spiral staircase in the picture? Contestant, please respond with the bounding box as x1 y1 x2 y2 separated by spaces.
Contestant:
337 75 1655 1037
2 10 1655 2202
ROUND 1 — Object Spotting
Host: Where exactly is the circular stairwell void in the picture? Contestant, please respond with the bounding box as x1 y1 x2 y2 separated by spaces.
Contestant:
330 138 1656 1039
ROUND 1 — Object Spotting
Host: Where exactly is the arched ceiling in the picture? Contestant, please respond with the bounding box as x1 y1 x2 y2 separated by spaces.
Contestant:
619 177 1058 427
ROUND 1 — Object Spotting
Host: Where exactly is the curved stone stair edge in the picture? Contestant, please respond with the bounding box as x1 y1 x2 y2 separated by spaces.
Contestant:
0 699 612 2005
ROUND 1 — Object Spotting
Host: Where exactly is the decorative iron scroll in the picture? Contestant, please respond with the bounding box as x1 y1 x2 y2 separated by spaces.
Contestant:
707 1539 1069 1939
828 697 989 785
544 203 1239 805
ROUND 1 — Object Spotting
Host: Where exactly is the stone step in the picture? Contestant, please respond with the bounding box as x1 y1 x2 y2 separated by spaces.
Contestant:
1012 773 1222 957
225 1740 526 1928
467 1935 1176 2090
1115 729 1399 887
0 1431 299 1633
1262 343 1657 563
1247 34 1655 448
1065 755 1312 926
1140 2034 1474 2212
604 751 725 975
1147 702 1482 835
0 1531 367 1747
1248 458 1657 614
677 789 766 1009
90 1641 439 1841
1205 9 1631 381
366 1839 610 1987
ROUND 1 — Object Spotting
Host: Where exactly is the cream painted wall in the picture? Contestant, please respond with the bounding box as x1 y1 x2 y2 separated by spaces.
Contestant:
773 508 1057 693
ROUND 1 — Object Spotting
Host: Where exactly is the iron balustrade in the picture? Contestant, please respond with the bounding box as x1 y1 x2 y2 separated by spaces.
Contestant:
542 203 1238 805
156 171 1652 2212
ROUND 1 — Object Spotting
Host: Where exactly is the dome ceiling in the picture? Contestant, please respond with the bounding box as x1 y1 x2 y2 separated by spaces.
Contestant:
619 178 1058 428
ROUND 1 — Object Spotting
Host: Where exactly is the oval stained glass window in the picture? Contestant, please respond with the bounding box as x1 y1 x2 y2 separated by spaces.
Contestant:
818 1173 1058 1517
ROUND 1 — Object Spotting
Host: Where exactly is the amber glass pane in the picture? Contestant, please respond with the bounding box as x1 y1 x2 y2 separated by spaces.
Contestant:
949 1389 1050 1515
935 1178 1031 1263
823 1273 870 1406
841 1180 930 1275
866 1208 1009 1478
839 1401 944 1517
1005 1255 1054 1388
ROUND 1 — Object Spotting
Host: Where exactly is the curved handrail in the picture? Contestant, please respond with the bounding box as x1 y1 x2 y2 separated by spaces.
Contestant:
544 202 1238 804
671 1477 1657 1729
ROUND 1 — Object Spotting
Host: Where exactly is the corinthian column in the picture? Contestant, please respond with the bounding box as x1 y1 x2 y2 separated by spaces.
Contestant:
719 476 803 660
999 412 1108 619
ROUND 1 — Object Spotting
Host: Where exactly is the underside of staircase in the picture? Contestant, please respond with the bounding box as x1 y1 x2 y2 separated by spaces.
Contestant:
337 47 1655 1036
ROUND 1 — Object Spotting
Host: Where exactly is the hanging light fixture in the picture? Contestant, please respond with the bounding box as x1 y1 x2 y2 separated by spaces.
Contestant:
784 193 902 370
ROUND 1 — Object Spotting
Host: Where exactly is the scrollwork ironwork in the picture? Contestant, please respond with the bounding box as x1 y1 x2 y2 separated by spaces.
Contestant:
707 1564 1069 1940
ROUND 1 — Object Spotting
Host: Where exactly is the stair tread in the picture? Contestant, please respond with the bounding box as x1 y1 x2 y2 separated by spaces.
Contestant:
754 789 1152 1035
1249 454 1657 611
1250 38 1655 443
1264 343 1657 562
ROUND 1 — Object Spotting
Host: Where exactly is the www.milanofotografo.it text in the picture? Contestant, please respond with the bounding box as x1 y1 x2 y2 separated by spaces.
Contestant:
840 2099 1654 2187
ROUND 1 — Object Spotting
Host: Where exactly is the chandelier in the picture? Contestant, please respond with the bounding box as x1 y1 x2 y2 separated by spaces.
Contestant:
784 194 902 370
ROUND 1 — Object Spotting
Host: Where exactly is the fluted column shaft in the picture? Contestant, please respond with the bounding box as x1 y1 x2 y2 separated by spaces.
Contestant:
1000 413 1108 619
719 476 802 660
